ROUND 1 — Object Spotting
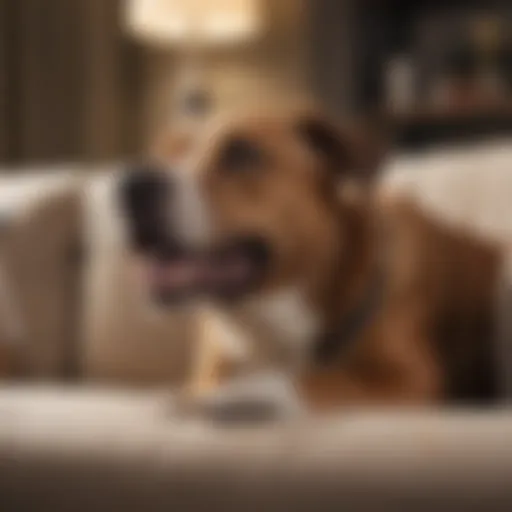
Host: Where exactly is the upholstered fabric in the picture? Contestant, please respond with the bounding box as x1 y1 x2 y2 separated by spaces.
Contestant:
383 139 512 244
0 168 240 385
1 388 512 511
0 172 82 378
80 170 197 385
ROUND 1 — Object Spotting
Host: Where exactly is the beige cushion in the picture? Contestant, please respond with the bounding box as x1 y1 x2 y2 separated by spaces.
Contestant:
1 387 512 511
80 170 196 385
383 139 512 244
0 173 82 379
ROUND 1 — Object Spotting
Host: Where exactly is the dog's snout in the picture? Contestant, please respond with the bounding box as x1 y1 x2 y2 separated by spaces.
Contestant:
120 165 172 252
121 165 169 213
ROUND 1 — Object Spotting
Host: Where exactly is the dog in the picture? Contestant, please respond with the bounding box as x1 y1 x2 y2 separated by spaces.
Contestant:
119 108 506 417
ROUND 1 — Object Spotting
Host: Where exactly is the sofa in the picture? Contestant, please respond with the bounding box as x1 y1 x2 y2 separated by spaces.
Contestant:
2 140 512 511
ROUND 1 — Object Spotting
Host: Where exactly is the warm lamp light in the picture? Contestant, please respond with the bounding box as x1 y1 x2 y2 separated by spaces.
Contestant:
125 0 262 48
124 0 262 121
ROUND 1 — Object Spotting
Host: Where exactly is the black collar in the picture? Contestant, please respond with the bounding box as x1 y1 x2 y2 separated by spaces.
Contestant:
312 266 386 366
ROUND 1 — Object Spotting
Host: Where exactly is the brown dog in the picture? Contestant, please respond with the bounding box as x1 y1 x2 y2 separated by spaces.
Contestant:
120 108 505 415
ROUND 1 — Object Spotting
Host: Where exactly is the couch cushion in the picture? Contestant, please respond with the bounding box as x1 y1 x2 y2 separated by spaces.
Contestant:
1 387 512 511
80 171 197 385
0 172 83 379
383 139 512 244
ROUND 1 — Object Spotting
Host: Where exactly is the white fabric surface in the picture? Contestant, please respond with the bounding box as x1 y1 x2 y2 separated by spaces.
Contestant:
1 388 512 511
383 139 512 244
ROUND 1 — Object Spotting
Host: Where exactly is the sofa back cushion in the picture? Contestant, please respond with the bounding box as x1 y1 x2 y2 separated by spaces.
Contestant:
383 139 512 244
81 171 197 385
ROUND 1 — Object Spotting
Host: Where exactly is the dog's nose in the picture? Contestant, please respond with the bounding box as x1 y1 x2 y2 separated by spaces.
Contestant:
121 165 169 215
119 165 172 252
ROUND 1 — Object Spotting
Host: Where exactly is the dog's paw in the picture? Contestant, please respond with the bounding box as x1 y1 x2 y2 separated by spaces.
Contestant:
170 373 304 425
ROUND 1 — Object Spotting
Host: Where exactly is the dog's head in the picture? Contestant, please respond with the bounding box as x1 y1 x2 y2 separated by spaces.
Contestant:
120 109 383 306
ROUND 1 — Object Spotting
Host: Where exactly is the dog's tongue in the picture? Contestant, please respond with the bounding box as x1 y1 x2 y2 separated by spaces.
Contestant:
147 254 253 294
149 259 201 290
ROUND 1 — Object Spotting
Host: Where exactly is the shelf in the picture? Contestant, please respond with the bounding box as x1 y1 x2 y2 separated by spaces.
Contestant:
385 107 512 150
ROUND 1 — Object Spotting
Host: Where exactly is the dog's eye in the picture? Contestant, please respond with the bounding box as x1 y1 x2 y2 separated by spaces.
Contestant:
218 138 265 173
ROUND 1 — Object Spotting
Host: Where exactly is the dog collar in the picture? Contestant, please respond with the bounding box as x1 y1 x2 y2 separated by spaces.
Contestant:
312 266 386 366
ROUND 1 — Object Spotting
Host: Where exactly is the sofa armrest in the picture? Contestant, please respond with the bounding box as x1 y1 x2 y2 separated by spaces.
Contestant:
0 175 83 379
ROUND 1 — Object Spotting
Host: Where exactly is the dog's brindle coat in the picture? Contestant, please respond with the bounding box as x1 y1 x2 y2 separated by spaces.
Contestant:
123 110 503 412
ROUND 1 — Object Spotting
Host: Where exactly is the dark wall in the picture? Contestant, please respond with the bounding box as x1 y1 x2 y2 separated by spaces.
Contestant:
307 0 354 116
307 0 512 117
307 0 394 116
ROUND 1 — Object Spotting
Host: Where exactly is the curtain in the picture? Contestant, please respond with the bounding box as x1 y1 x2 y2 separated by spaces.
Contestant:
0 0 144 165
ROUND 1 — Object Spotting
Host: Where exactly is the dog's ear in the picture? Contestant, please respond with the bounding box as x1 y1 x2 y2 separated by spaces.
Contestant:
295 114 387 181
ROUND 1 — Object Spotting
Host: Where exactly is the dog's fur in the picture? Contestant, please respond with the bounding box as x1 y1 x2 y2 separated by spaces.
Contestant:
127 108 505 413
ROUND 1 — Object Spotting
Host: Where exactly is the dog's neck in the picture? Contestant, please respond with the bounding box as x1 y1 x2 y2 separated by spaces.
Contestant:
320 195 382 334
236 196 382 368
238 286 321 367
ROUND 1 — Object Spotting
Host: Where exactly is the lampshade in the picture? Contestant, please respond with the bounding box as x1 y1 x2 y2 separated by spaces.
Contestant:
125 0 262 47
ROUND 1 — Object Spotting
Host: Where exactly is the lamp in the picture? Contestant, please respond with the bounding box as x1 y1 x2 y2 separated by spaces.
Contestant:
125 0 261 48
124 0 262 118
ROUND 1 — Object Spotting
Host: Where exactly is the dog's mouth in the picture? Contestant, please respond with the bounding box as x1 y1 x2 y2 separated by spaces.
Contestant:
139 237 270 304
